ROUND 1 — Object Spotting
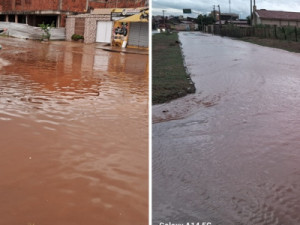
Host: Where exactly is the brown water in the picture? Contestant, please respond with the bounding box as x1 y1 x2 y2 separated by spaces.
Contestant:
153 32 300 225
0 37 148 225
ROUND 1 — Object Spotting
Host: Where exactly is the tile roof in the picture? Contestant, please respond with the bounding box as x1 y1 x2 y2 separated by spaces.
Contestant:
256 9 300 21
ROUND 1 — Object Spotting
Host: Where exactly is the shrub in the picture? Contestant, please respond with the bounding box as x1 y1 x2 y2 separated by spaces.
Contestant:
71 34 84 41
39 21 55 40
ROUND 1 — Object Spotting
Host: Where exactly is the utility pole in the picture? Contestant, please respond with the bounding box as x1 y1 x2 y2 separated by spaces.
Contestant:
229 0 232 22
250 0 252 25
213 5 216 20
162 10 166 28
218 5 221 28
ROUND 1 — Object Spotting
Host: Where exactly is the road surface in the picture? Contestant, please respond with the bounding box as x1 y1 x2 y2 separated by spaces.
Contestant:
0 37 148 225
153 32 300 225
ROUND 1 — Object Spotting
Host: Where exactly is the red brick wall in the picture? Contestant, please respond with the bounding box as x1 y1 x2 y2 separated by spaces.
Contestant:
0 0 60 11
0 0 147 13
62 0 86 12
90 0 147 9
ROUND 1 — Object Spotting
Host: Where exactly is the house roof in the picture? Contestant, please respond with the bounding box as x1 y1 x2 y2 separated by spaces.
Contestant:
221 13 239 17
255 9 300 21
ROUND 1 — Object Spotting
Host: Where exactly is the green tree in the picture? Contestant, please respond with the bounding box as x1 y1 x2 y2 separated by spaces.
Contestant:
246 16 251 25
39 21 55 40
197 14 215 31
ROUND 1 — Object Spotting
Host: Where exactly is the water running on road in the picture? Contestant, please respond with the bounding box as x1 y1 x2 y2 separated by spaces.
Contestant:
153 32 300 225
0 37 148 225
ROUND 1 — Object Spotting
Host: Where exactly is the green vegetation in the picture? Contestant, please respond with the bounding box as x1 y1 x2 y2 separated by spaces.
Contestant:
38 21 55 40
71 34 84 41
197 14 216 31
240 36 300 53
152 32 195 104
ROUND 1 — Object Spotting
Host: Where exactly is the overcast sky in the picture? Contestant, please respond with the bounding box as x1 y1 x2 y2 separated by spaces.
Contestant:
152 0 300 19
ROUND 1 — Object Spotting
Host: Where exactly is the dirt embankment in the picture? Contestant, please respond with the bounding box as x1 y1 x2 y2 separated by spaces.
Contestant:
152 32 195 104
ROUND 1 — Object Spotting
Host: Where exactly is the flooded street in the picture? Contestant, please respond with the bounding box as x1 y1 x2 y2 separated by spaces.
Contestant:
153 32 300 224
0 37 148 225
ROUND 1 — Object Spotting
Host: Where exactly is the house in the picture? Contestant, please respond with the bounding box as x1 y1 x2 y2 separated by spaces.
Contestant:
0 0 148 27
175 21 197 31
66 7 148 48
253 9 300 27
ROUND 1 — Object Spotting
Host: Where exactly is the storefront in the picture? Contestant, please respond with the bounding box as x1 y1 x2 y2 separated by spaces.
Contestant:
113 10 148 49
66 8 148 47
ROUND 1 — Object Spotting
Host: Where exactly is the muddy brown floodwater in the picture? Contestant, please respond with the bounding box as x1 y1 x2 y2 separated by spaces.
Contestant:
0 37 148 225
153 32 300 225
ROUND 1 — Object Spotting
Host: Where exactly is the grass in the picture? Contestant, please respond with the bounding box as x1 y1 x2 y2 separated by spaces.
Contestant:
239 36 300 53
152 32 195 104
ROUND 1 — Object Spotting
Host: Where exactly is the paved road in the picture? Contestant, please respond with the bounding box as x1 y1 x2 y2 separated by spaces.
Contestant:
153 32 300 225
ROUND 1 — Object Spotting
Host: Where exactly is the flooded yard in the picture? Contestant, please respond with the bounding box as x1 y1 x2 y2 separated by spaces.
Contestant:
153 32 300 225
0 37 148 225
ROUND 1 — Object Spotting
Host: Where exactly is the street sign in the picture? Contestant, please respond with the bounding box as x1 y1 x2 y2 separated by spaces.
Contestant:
183 9 192 14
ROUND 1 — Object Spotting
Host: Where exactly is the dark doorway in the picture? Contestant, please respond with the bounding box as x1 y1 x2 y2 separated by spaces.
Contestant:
8 15 15 22
0 15 6 22
18 15 26 24
35 15 57 27
27 15 57 27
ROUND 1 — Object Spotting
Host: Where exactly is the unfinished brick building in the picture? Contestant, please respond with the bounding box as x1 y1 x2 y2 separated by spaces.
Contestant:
0 0 148 27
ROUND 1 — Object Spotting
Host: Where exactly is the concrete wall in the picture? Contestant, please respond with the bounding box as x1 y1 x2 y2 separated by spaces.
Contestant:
65 17 75 41
66 14 110 44
259 19 300 27
254 14 300 28
0 21 65 40
84 15 110 44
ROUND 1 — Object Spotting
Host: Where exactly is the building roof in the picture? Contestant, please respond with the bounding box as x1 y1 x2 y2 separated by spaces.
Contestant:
255 9 300 21
91 7 146 15
221 13 239 17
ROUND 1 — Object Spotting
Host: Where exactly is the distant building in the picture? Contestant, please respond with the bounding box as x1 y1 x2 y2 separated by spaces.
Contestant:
210 10 220 21
253 9 300 27
0 0 147 27
220 13 239 21
210 11 239 24
174 21 197 31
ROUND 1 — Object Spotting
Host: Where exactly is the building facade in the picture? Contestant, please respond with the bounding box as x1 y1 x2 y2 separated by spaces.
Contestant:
0 0 147 27
66 8 149 48
253 9 300 27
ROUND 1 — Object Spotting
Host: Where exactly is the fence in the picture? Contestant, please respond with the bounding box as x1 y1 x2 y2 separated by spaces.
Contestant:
0 22 65 40
210 24 300 42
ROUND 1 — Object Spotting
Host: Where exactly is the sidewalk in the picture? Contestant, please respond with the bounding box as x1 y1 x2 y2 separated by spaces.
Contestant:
96 44 148 55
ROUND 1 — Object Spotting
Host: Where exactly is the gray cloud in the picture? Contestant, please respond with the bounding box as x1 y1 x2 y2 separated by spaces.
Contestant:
153 0 300 19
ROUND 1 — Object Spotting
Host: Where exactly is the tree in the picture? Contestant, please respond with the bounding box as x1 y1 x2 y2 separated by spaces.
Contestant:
39 21 55 41
246 16 251 25
197 14 216 31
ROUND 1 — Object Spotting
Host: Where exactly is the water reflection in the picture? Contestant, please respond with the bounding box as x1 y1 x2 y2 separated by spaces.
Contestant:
0 37 148 225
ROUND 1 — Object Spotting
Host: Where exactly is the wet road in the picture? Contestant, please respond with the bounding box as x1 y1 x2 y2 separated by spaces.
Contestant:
153 32 300 224
0 37 148 225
